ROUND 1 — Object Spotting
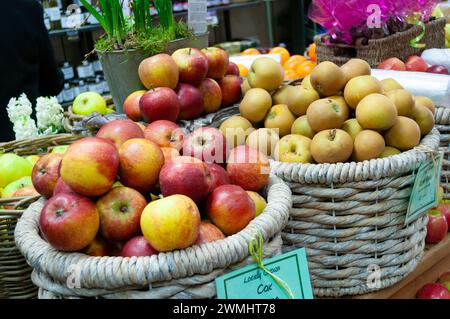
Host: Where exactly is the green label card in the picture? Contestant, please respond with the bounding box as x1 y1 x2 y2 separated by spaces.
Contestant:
215 248 313 299
406 153 443 225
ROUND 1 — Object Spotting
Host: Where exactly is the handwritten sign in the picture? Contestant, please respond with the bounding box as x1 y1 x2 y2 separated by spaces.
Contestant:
406 153 443 224
215 248 313 299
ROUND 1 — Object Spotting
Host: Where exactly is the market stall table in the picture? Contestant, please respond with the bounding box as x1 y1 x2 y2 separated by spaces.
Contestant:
352 233 450 299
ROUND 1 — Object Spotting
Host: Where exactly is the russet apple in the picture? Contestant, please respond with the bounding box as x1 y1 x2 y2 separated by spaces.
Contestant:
182 127 228 164
202 47 229 80
159 156 213 203
175 83 204 120
39 193 99 251
97 186 147 241
144 120 186 151
206 184 256 235
194 220 225 245
60 137 119 197
121 236 158 257
53 177 75 196
426 209 448 243
208 163 230 191
139 87 181 123
219 115 255 149
311 129 353 164
264 104 296 137
124 90 146 121
161 147 180 163
226 62 240 76
140 194 201 252
246 191 267 216
96 119 145 149
246 128 280 157
172 48 209 86
119 138 164 192
32 153 63 198
239 88 272 124
291 115 315 139
274 134 313 163
248 57 284 91
199 78 222 114
227 145 270 191
218 75 242 107
138 53 179 89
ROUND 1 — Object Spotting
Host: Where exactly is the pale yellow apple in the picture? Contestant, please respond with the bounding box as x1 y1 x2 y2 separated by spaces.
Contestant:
219 115 255 148
264 104 296 137
246 191 267 216
272 85 294 105
341 119 363 142
248 57 284 92
2 176 32 198
239 88 272 123
291 115 315 139
246 128 280 157
287 86 320 116
274 134 313 163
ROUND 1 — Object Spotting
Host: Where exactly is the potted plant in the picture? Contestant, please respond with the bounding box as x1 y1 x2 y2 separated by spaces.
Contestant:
80 0 208 112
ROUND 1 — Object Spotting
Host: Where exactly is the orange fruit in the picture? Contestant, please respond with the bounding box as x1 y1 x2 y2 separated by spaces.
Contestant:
269 47 290 65
284 69 299 81
241 48 261 55
283 55 307 71
307 43 317 62
295 60 317 77
237 64 249 77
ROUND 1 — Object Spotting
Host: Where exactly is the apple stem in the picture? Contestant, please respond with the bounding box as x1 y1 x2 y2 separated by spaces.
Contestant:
56 208 64 217
329 129 337 141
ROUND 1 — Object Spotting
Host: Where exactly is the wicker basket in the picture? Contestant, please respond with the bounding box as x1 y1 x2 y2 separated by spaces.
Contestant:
435 106 450 199
315 18 446 67
270 129 441 297
14 175 291 299
0 134 81 299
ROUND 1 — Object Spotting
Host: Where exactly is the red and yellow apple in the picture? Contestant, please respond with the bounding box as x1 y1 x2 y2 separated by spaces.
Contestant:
138 53 179 89
172 48 209 86
426 209 448 243
83 236 110 257
208 163 230 191
161 147 180 163
218 75 242 107
247 191 267 216
32 153 63 198
96 119 144 149
53 177 75 196
139 87 181 123
194 220 225 245
175 83 204 120
124 90 146 121
60 137 119 197
226 62 240 76
198 78 222 114
202 47 229 80
182 127 228 164
144 120 186 151
140 194 201 252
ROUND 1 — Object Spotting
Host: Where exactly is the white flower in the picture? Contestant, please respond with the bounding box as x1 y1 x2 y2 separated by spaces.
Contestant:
36 96 64 130
7 93 33 124
13 118 38 140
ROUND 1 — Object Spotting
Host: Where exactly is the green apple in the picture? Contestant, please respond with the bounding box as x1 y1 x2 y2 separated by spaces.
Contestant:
246 191 267 217
51 145 69 154
26 155 40 166
72 92 107 116
0 154 33 188
274 134 313 163
112 181 124 188
105 107 115 114
2 176 32 198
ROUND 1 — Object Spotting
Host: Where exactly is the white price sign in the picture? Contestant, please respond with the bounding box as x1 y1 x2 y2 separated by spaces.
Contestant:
188 0 207 35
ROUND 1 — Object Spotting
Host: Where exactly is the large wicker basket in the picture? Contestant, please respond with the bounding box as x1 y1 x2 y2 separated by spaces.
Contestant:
15 175 291 299
435 106 450 199
270 129 441 297
0 134 81 299
315 18 446 67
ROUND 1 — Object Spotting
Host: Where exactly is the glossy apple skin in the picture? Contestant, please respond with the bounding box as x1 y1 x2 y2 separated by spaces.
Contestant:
206 184 256 235
437 202 450 230
175 83 204 120
96 119 144 149
202 47 229 80
140 194 201 252
139 87 181 123
427 65 449 74
426 210 448 243
194 220 225 245
159 156 213 203
138 53 179 89
53 177 76 196
182 127 228 164
121 236 158 257
416 283 450 299
119 138 164 192
172 48 209 86
377 58 406 71
405 56 428 72
39 193 99 251
227 145 270 191
218 75 242 107
144 120 186 151
208 163 230 191
124 90 146 121
60 137 119 197
438 272 450 291
226 62 240 76
161 147 180 163
97 186 147 241
32 153 63 198
198 78 222 114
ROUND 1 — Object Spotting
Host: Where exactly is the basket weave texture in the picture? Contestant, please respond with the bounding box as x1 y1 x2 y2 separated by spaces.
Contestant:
270 129 441 297
315 18 446 67
0 134 82 299
435 106 450 199
15 175 291 299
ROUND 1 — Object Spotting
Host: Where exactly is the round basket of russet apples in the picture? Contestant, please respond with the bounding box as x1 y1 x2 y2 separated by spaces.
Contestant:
14 116 291 298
